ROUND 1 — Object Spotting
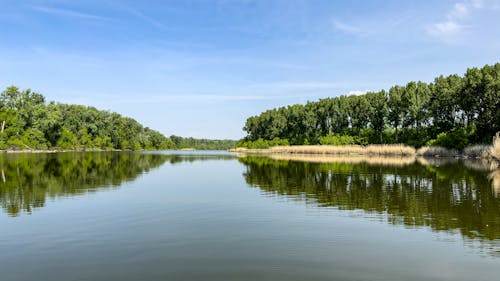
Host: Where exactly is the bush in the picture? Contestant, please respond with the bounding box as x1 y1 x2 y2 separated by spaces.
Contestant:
426 128 469 150
319 134 366 145
237 138 289 149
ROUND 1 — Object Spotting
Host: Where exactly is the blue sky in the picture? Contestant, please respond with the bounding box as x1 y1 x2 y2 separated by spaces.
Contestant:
1 0 499 139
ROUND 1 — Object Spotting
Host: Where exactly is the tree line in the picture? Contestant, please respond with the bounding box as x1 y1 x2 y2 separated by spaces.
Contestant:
0 86 236 150
241 63 500 149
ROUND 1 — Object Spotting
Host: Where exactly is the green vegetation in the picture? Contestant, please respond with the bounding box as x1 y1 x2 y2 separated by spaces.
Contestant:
169 135 237 150
241 63 500 149
0 86 236 150
236 138 289 149
319 134 366 145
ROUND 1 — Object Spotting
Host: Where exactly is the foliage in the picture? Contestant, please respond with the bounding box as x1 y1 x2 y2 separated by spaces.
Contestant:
237 138 289 149
0 86 236 151
241 63 500 149
169 135 237 150
319 134 365 145
426 127 470 150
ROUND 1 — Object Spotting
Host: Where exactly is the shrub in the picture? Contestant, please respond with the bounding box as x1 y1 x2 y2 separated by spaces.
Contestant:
237 138 289 149
463 145 491 158
426 128 469 150
416 146 459 157
319 134 366 145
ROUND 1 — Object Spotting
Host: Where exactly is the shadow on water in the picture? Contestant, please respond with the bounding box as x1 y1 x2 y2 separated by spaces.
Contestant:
0 152 235 217
238 155 500 255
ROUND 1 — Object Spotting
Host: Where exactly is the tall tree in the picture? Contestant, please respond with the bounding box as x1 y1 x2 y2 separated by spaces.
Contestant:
388 85 404 142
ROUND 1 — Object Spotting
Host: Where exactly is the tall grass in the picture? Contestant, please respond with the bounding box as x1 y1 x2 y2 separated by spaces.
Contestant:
231 144 416 156
491 135 500 160
463 145 492 158
232 140 500 160
416 146 459 157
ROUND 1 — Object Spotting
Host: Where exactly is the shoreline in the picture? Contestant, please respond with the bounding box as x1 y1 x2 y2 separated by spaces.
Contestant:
0 148 229 154
230 143 500 161
0 148 125 154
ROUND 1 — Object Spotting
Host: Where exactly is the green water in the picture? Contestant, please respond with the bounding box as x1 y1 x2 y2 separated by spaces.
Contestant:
0 152 498 281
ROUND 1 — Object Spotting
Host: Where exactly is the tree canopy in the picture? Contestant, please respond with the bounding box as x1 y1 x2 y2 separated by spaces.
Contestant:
241 63 500 149
0 86 236 150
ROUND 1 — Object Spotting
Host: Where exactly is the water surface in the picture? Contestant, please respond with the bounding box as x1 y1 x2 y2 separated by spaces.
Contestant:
0 151 499 281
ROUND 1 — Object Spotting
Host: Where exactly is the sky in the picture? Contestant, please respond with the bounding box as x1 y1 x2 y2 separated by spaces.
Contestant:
1 0 499 139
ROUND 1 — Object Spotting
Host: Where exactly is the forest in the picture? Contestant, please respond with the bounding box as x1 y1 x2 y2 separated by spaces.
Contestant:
240 63 500 149
0 86 236 150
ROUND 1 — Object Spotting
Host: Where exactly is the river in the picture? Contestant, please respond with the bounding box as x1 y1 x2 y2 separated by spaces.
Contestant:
0 151 498 281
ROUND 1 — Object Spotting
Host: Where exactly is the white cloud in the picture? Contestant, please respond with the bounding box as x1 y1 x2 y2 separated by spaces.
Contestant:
62 93 328 104
346 90 368 96
448 3 469 20
332 20 362 34
250 81 343 91
471 0 483 9
121 6 170 30
30 6 109 21
433 21 462 34
428 1 482 38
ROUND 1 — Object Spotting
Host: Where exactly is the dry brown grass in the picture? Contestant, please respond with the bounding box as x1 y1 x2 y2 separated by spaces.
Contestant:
231 144 416 156
463 145 492 158
416 146 459 157
491 136 500 160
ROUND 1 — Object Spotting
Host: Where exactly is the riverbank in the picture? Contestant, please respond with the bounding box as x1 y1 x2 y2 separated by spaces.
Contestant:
0 148 124 154
230 143 500 161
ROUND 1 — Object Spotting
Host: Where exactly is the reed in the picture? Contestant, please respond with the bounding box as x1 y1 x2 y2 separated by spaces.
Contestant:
491 135 500 160
232 142 500 160
416 146 460 157
231 144 416 156
463 145 492 158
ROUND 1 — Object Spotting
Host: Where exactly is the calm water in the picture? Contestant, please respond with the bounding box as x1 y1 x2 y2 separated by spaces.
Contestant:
0 151 499 281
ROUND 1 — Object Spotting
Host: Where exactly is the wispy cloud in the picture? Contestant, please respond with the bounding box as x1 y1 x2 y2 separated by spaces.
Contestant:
332 19 362 34
62 93 325 104
250 81 344 91
30 6 109 21
347 90 369 96
427 1 482 38
121 6 170 30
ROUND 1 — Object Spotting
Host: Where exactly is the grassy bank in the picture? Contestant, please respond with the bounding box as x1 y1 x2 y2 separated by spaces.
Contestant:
492 135 500 160
0 148 126 154
231 143 500 160
231 144 415 156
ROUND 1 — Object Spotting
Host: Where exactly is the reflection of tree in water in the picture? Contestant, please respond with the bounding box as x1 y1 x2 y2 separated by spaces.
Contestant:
0 152 235 216
166 154 235 164
0 152 166 216
239 156 500 242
